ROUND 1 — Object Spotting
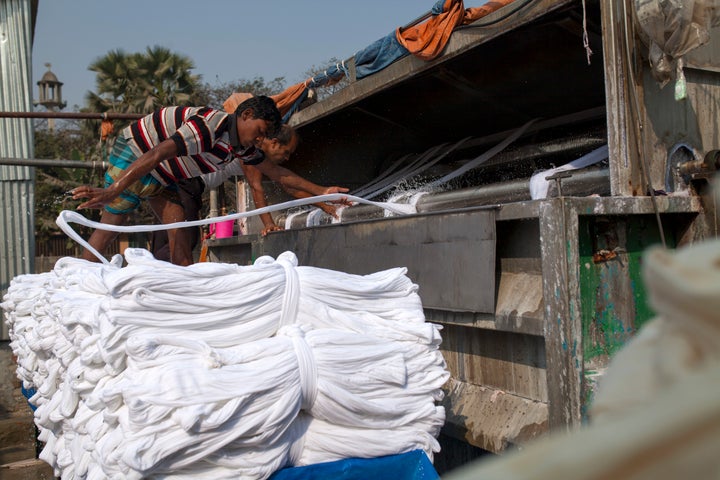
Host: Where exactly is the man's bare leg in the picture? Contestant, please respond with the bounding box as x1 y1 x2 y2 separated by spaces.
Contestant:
149 196 193 266
81 210 126 262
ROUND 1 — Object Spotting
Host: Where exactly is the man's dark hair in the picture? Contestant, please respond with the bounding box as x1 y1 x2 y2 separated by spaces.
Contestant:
235 95 282 136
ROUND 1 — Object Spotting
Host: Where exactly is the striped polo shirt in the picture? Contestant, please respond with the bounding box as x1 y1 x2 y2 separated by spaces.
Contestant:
121 106 264 186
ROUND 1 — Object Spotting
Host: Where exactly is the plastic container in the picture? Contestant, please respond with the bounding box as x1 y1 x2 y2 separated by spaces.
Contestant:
210 219 235 238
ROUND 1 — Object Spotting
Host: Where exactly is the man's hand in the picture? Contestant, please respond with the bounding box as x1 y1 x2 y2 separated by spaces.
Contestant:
261 224 284 236
316 202 342 219
321 186 352 205
72 185 118 210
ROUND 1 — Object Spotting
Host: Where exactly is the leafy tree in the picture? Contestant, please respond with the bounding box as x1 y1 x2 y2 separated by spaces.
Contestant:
193 76 286 109
137 46 201 110
85 46 201 115
84 49 142 114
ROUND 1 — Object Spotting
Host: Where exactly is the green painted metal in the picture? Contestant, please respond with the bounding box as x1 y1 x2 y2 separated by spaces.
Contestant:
578 215 676 416
578 215 671 361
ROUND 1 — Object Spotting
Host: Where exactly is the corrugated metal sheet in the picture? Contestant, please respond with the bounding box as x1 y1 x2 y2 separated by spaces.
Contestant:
0 0 35 340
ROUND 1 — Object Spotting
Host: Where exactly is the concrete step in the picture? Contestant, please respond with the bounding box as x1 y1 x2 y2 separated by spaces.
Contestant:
1 341 46 474
0 342 24 415
0 458 55 480
0 413 37 465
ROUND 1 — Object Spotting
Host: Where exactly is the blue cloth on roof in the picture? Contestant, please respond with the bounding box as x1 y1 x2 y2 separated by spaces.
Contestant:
281 89 310 123
354 32 410 79
308 63 349 88
281 63 349 123
269 450 439 480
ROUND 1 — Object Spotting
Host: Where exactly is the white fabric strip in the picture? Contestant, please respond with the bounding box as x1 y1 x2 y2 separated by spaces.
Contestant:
529 144 608 199
56 194 416 264
280 326 318 411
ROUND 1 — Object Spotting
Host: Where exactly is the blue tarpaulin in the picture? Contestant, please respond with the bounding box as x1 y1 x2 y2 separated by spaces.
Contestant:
21 385 37 411
269 449 440 480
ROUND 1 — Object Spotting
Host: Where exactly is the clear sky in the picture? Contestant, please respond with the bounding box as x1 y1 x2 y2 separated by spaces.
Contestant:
31 1 443 110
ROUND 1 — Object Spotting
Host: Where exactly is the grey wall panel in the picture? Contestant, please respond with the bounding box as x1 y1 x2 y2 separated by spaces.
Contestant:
0 0 36 340
259 210 497 313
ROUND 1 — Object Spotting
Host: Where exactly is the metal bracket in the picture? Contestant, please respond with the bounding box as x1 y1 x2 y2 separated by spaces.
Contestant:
545 171 573 197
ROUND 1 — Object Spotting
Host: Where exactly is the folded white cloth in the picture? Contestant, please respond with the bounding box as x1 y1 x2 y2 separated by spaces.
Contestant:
2 249 447 480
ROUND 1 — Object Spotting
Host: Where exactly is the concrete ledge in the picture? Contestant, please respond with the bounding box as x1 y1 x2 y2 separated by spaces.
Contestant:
0 458 54 480
442 378 548 454
0 414 36 464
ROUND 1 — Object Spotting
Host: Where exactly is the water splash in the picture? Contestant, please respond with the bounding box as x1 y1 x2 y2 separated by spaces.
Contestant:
36 190 74 209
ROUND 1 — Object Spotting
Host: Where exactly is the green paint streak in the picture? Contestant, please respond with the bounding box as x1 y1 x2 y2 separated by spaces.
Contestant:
578 215 677 412
578 216 671 361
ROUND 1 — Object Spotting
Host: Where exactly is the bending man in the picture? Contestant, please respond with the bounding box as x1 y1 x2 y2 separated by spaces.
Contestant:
72 96 348 265
205 124 343 235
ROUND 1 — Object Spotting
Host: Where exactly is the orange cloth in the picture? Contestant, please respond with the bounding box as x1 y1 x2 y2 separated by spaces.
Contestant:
222 92 255 114
224 1 517 118
396 0 466 61
271 82 309 116
396 0 516 61
222 84 310 118
100 119 114 140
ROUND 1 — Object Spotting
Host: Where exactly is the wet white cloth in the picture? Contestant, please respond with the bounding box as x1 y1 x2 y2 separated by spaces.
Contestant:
56 194 417 264
528 145 608 199
2 249 447 480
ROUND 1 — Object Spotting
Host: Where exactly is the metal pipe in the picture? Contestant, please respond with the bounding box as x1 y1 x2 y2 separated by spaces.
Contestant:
280 166 610 227
0 111 143 120
0 157 107 169
417 167 609 212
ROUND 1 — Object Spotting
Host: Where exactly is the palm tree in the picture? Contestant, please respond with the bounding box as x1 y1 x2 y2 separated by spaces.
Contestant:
85 46 201 115
85 49 143 113
136 46 201 111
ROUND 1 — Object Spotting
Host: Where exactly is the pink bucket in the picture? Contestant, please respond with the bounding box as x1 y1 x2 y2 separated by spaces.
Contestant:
210 219 235 238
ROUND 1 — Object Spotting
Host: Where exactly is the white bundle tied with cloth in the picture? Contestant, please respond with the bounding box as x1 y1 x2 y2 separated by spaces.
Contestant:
2 248 448 480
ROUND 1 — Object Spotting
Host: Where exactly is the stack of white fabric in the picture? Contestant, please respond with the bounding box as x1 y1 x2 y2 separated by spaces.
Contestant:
2 248 448 480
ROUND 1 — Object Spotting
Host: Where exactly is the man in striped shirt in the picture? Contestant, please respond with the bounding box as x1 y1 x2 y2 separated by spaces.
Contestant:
72 95 349 266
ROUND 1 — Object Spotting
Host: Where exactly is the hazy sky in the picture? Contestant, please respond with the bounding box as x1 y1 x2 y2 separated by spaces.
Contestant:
31 1 451 110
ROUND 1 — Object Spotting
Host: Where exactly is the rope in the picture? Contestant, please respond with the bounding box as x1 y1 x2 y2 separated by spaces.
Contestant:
278 254 300 328
582 0 593 65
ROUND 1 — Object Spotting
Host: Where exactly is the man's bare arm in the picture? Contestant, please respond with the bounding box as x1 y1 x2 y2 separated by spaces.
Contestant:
241 164 284 235
251 160 348 198
72 139 179 209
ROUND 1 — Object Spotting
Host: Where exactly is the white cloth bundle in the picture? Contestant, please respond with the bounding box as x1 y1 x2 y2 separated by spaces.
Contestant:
89 327 446 478
2 249 448 480
151 412 444 480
